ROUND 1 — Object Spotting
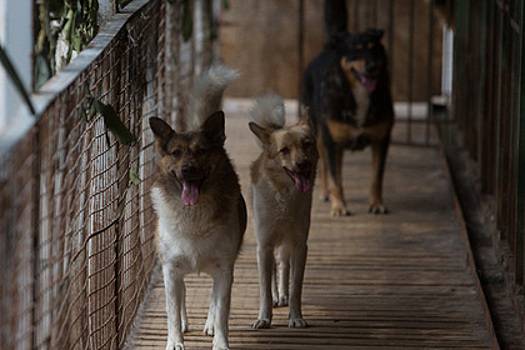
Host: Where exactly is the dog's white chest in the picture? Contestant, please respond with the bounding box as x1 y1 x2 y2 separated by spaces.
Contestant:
151 187 232 272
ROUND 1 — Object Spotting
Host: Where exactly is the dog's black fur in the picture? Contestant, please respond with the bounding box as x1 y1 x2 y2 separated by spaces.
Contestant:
301 29 394 216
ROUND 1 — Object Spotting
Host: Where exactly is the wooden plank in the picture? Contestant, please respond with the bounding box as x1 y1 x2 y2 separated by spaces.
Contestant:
129 116 497 349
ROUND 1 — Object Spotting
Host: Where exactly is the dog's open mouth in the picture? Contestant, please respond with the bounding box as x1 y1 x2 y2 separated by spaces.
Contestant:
173 171 205 206
181 180 202 206
284 168 312 193
352 68 377 93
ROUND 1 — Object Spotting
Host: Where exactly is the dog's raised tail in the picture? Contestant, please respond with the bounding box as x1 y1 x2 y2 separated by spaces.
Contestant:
250 94 286 129
188 65 239 130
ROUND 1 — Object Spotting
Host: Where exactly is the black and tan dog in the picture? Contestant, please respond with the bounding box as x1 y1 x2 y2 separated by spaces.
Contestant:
302 28 394 217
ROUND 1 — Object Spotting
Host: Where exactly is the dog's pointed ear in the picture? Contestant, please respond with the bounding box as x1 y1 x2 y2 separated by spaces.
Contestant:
327 32 352 54
202 111 226 146
249 122 271 145
366 28 384 42
149 117 175 142
298 105 314 130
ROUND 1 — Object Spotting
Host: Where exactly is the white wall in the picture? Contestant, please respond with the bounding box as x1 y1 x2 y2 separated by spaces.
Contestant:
0 0 33 147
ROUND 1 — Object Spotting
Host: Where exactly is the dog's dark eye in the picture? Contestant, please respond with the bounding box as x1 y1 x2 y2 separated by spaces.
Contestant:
172 149 182 158
280 147 290 155
303 139 313 148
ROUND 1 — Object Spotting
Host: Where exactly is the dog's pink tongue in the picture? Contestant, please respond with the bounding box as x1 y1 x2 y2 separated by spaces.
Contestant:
362 77 377 93
293 174 312 193
181 181 200 206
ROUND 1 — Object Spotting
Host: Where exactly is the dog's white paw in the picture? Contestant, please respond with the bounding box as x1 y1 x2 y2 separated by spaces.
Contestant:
368 202 388 214
273 295 288 307
212 337 229 350
166 341 185 350
330 204 351 217
203 320 214 336
288 317 308 328
251 318 271 329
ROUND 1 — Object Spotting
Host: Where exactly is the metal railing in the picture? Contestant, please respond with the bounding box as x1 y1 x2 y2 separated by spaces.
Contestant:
0 0 216 349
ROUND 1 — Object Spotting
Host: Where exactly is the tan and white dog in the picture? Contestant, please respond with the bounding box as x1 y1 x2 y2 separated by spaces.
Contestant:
248 95 318 329
150 66 246 350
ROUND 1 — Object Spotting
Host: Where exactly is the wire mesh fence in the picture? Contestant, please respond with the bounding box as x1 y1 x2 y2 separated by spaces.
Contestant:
446 0 525 287
0 0 215 349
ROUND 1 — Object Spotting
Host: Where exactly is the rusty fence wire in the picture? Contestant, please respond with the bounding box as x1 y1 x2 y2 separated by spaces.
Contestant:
0 0 215 349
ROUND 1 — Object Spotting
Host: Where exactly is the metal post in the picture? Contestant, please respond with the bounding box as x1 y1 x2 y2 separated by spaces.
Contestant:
516 0 525 286
298 0 304 115
425 0 435 145
407 0 415 143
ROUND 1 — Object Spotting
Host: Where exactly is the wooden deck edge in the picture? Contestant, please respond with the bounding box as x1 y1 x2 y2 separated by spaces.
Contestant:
436 138 501 350
122 261 162 350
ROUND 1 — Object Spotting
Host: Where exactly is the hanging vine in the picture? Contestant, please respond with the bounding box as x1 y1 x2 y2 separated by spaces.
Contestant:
33 0 99 90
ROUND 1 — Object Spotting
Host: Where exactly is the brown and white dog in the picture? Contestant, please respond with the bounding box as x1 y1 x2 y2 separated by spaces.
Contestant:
150 66 246 350
248 95 318 329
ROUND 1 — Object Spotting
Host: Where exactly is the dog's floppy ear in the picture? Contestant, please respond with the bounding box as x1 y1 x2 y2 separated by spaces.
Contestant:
149 117 175 142
202 111 226 146
249 122 271 145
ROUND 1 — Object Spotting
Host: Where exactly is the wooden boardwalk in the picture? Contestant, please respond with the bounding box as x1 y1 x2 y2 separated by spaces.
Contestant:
130 117 498 349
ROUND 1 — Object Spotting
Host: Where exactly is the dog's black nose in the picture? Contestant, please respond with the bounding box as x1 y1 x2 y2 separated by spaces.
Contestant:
296 160 311 172
181 165 198 179
366 61 379 74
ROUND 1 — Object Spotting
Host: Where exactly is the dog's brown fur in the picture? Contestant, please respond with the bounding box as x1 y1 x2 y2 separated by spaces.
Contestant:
248 96 318 330
150 110 246 350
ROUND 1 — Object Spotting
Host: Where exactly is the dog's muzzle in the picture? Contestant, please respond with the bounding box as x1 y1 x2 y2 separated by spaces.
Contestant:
351 68 378 93
284 161 313 193
176 166 207 206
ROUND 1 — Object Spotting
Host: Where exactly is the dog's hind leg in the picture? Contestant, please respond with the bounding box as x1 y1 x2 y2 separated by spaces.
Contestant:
317 134 329 202
275 247 290 307
162 264 186 350
203 282 217 336
369 136 390 214
288 242 308 328
326 145 350 217
181 283 188 333
252 245 274 329
272 260 279 306
211 267 234 350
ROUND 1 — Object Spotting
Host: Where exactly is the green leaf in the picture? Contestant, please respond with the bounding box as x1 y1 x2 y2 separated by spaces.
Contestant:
0 45 36 115
129 168 141 185
182 0 193 42
34 54 51 90
93 100 136 145
223 0 230 10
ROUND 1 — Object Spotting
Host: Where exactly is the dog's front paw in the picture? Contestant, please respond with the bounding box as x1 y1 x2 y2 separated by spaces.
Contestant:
288 317 308 328
368 202 388 214
166 341 185 350
273 294 288 307
251 318 271 329
330 203 351 217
